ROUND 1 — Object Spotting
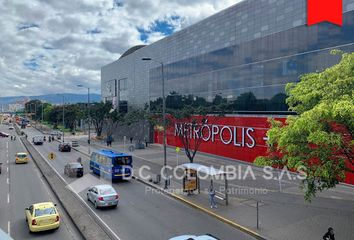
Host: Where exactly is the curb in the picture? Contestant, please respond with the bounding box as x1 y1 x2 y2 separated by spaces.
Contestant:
72 147 90 157
132 175 267 240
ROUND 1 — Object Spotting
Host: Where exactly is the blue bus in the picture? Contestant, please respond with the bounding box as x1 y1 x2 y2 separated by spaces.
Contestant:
90 150 133 180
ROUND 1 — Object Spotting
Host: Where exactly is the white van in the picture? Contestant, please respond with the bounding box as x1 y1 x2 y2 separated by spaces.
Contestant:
32 135 44 145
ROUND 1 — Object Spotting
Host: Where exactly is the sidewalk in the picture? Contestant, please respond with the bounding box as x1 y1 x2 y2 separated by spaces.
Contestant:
70 136 354 240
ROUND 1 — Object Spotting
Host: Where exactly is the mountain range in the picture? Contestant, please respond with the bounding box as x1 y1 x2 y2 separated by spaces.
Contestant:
0 93 101 105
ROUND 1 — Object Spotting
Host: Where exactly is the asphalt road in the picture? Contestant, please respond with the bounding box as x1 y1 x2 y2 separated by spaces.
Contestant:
0 124 82 240
23 127 255 240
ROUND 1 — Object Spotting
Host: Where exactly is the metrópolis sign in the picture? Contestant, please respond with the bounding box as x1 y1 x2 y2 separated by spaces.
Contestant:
174 122 256 149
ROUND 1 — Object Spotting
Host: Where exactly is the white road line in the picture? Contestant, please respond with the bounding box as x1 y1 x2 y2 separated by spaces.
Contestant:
7 178 9 184
7 193 10 204
6 167 8 173
7 221 10 236
31 141 122 240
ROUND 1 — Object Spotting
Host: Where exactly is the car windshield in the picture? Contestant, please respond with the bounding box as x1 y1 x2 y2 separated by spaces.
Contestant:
17 154 27 158
34 207 56 217
99 188 116 195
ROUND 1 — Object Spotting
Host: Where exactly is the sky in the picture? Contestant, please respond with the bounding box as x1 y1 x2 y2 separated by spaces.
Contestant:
0 0 241 97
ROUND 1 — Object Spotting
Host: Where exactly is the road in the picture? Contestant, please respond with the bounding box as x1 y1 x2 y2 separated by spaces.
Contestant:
0 124 82 240
23 126 255 240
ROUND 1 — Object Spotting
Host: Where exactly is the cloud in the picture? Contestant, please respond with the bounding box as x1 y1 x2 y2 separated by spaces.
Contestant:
0 0 241 97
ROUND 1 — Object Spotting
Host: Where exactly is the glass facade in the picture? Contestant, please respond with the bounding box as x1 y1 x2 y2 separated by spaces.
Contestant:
149 11 354 114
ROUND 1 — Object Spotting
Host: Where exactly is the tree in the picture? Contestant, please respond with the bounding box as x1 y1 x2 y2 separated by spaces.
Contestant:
64 104 83 131
255 51 354 201
150 93 226 163
170 106 210 163
47 105 62 129
90 101 113 137
25 99 42 120
105 109 125 138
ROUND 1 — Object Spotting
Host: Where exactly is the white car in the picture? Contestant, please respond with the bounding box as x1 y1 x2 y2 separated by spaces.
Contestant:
0 132 10 138
87 185 119 209
169 234 220 240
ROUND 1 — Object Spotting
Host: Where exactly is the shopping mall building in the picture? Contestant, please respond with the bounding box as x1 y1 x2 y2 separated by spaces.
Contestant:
101 0 354 184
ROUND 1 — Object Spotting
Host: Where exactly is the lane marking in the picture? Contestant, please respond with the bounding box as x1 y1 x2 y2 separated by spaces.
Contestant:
7 178 9 184
6 167 8 173
7 221 10 236
7 193 10 204
26 138 122 240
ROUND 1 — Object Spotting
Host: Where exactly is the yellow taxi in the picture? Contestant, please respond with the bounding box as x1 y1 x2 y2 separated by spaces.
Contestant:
25 202 60 233
15 152 29 164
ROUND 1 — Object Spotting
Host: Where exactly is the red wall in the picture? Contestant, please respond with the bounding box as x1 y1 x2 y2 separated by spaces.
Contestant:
154 115 354 185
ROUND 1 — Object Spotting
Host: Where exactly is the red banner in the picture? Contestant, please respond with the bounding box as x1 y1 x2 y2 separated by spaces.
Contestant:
154 115 354 185
307 0 342 26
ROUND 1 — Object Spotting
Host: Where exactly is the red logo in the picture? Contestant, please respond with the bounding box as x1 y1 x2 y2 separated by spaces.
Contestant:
307 0 343 26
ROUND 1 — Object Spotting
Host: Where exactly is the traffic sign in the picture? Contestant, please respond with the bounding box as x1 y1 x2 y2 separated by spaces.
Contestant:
48 152 56 160
176 147 180 153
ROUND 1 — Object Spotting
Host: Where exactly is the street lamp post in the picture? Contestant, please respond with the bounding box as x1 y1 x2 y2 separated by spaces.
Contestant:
41 102 44 130
62 96 65 142
142 57 168 189
77 85 91 154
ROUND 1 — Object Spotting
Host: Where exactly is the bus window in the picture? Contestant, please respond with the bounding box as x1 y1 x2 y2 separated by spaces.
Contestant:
113 156 132 165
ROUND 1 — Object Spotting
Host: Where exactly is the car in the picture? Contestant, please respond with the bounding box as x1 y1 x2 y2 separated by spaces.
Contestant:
25 202 60 233
58 142 71 152
50 131 62 136
32 135 44 145
87 185 119 209
169 234 220 240
0 132 9 137
64 162 83 177
15 152 29 164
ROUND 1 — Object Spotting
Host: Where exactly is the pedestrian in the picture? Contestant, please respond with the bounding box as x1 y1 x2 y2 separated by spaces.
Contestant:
130 137 133 144
323 227 335 240
209 186 217 209
14 136 16 141
25 134 28 139
10 136 13 141
109 136 112 147
107 135 112 147
77 157 82 165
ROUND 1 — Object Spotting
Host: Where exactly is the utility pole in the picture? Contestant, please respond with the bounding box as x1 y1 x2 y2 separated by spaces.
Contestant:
77 85 91 154
62 96 65 142
142 58 168 189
